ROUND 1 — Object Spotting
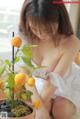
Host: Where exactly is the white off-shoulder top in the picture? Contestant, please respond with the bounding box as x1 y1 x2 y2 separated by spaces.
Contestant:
32 62 80 112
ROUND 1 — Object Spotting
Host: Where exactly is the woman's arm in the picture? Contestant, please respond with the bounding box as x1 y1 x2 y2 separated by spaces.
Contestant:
25 83 51 119
53 36 80 77
32 90 51 119
53 50 75 77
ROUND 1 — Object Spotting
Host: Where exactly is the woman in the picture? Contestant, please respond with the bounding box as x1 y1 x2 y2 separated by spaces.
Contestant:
19 0 80 119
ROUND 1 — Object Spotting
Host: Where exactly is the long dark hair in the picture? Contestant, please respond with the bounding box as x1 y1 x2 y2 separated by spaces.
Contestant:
19 0 74 41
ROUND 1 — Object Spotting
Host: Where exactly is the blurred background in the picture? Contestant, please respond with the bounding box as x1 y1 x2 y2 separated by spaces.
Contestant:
0 0 80 63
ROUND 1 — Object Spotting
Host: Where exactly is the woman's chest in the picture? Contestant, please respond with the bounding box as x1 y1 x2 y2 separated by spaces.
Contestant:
32 45 63 67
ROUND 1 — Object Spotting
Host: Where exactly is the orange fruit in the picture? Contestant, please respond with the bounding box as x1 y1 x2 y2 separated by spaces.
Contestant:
75 51 80 65
33 99 42 109
11 36 22 48
14 73 28 87
27 78 35 86
0 80 4 90
0 90 6 100
13 86 21 93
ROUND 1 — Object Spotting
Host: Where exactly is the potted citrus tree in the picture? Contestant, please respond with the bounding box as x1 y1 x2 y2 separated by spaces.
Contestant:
0 32 41 119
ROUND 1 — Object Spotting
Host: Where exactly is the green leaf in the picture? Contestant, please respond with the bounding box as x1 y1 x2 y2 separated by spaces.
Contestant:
7 73 15 89
27 90 33 96
5 88 11 99
0 66 5 76
21 56 34 67
21 90 33 100
22 47 32 58
28 44 38 48
5 60 11 67
32 66 46 71
21 93 27 100
26 90 33 100
22 44 38 49
14 57 20 63
20 66 31 75
21 44 38 58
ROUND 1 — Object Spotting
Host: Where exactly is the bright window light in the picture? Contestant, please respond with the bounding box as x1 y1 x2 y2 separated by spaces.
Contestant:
0 0 24 55
0 0 24 38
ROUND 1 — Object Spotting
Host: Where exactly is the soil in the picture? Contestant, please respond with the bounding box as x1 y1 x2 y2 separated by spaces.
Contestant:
0 100 33 117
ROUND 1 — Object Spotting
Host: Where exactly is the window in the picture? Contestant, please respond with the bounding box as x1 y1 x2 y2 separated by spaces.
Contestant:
0 0 24 55
0 0 23 39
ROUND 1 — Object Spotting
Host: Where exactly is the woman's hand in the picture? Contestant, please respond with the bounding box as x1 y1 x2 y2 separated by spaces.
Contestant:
40 77 57 102
25 80 51 119
25 76 56 105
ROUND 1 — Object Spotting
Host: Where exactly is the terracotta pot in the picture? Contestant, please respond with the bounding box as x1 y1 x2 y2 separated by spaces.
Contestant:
0 91 35 119
0 110 35 119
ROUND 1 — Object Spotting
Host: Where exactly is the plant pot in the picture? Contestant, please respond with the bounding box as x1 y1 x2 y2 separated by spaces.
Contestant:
0 100 35 119
0 111 35 119
2 110 35 119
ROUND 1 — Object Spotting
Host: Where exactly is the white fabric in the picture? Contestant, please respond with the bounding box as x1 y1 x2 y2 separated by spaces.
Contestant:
32 62 80 112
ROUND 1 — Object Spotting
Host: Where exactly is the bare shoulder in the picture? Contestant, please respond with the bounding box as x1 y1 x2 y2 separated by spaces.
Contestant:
69 35 80 48
61 35 80 53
